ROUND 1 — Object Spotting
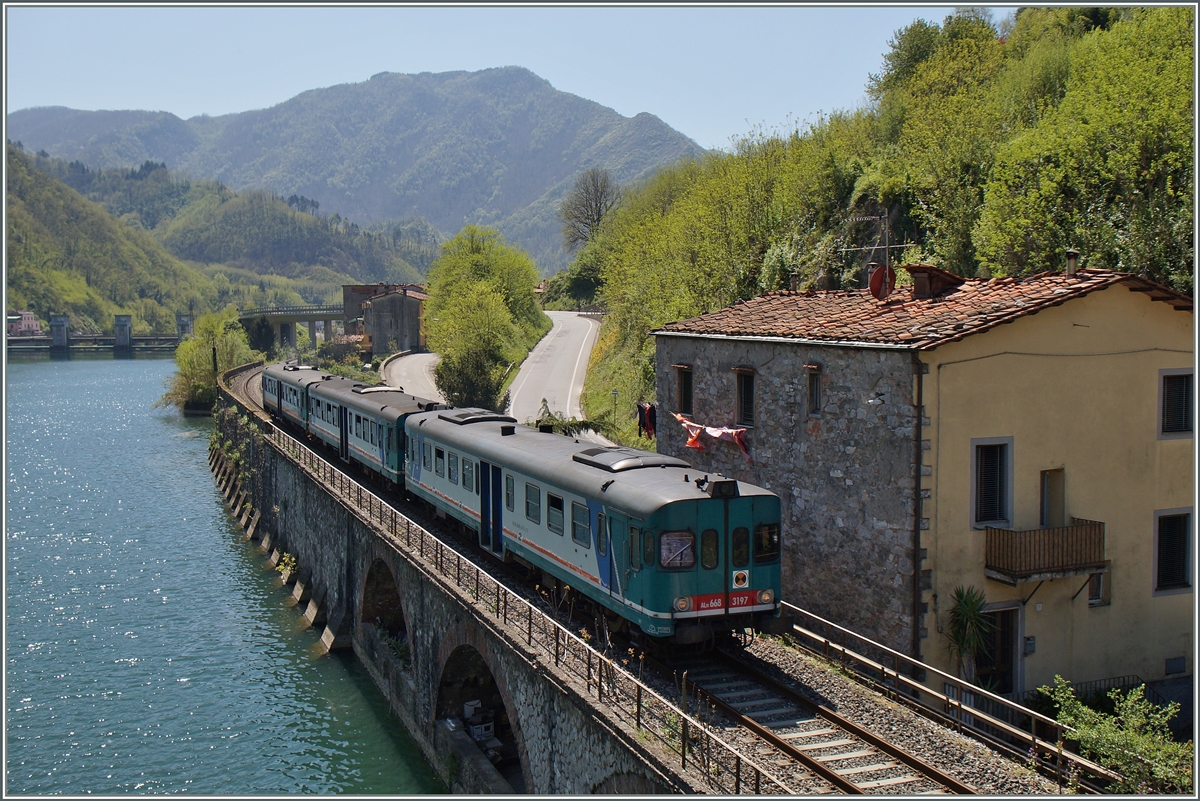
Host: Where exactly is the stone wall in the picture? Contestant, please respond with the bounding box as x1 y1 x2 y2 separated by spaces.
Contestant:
654 335 921 654
212 400 685 794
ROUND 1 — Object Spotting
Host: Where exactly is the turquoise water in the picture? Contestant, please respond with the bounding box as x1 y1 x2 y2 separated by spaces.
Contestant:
5 355 444 794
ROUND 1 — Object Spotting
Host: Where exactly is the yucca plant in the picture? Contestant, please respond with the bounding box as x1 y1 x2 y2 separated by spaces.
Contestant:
947 584 994 684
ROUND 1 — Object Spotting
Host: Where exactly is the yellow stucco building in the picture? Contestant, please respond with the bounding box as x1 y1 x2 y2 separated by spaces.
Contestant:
918 266 1193 696
654 264 1193 703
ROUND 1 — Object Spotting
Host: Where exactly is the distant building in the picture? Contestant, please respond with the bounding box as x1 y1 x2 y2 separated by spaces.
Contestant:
343 284 425 340
6 310 43 337
362 285 428 355
653 264 1192 700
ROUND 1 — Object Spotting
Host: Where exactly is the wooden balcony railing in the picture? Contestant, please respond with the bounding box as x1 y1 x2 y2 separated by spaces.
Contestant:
985 518 1107 584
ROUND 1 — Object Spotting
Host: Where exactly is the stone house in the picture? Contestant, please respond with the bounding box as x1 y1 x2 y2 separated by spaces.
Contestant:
653 264 1192 699
362 285 427 355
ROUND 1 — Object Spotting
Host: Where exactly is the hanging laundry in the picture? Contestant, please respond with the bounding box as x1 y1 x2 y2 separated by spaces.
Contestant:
671 412 750 460
637 402 658 439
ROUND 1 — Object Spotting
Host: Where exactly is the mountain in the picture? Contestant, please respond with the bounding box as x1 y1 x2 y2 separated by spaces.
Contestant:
8 67 707 272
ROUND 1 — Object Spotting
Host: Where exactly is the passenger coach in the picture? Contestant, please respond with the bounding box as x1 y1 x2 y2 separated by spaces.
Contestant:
405 408 783 644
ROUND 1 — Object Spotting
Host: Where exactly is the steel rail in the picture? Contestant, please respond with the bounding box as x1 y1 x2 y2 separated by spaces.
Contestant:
711 650 977 794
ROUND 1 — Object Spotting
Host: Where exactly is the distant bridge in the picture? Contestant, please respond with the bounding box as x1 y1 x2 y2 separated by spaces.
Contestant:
238 305 345 348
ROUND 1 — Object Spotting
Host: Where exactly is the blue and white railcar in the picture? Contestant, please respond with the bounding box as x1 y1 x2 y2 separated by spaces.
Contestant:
262 363 325 430
307 377 436 482
405 408 783 644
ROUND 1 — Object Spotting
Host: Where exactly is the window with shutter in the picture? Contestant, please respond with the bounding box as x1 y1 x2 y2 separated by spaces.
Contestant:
976 444 1007 523
736 371 754 427
1161 372 1193 435
1156 513 1190 590
676 366 693 415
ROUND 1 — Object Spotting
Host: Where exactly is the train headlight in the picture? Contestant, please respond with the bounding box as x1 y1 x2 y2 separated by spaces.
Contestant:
673 596 692 612
757 589 775 605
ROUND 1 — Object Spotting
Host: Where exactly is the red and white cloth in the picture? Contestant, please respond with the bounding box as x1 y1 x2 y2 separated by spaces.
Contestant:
672 413 750 461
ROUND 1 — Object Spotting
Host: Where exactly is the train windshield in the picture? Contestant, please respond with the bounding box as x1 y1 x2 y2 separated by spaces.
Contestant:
659 530 695 569
753 523 780 563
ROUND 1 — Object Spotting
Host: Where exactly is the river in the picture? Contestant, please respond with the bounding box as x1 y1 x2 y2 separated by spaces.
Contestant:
5 354 444 794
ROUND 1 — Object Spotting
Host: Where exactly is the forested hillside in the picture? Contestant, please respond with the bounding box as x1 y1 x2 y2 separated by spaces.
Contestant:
8 67 705 273
574 7 1194 443
6 145 436 333
6 144 210 334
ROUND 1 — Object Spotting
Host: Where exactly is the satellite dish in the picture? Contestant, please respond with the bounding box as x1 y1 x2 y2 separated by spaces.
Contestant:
869 264 896 300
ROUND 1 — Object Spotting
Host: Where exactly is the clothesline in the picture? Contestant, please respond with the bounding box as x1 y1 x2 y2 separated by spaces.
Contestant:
671 412 751 461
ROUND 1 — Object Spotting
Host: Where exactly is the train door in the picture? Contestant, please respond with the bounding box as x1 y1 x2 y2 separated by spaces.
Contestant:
725 496 756 614
337 404 349 461
478 461 504 556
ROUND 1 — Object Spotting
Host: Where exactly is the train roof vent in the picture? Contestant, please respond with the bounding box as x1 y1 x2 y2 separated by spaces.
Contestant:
572 446 690 472
437 408 517 425
353 385 397 394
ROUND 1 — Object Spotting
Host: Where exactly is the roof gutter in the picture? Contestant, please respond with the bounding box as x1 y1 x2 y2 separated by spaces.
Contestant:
652 330 918 351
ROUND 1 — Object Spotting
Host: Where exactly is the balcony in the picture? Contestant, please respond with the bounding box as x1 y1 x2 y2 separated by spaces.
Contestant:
985 518 1108 585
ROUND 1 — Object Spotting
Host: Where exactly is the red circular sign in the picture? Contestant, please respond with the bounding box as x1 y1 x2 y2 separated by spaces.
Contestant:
869 264 896 300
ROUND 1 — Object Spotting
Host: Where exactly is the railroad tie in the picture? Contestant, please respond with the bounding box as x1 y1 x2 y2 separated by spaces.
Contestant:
813 749 876 762
792 738 856 751
834 762 898 776
779 727 837 739
856 775 923 789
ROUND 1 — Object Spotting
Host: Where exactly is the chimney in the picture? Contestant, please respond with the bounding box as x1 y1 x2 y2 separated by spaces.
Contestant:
789 272 799 292
1065 249 1080 276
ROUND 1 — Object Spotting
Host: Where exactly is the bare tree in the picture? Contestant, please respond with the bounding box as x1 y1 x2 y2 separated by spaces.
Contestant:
560 167 621 252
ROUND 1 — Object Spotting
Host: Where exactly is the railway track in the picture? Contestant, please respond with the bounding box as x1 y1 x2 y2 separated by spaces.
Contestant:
650 649 976 794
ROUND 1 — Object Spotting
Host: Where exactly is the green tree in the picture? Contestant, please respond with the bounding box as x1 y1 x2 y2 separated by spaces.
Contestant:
156 306 261 411
425 225 548 348
974 7 1194 292
1041 675 1192 793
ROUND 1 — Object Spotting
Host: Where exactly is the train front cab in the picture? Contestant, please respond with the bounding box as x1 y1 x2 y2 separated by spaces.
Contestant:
613 481 782 645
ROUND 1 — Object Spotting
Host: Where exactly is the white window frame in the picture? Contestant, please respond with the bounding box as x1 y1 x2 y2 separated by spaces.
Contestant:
970 436 1013 529
1153 507 1193 596
1158 368 1193 440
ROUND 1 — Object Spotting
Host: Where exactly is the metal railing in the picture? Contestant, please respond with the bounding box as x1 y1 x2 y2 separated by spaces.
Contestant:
986 518 1106 581
238 304 343 318
1023 674 1170 709
780 601 1122 790
256 421 791 795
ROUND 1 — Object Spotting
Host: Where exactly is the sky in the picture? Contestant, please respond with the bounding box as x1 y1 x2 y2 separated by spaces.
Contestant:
4 4 1017 152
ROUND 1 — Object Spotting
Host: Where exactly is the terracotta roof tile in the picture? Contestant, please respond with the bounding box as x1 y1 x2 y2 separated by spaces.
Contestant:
655 268 1192 350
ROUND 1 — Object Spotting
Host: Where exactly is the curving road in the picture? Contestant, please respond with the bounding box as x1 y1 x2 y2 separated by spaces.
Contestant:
507 311 601 424
381 352 443 402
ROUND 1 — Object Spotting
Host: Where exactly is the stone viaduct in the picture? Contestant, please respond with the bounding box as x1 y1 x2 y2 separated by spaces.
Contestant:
208 365 781 795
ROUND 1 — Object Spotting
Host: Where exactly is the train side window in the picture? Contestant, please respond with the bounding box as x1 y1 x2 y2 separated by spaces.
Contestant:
630 527 642 571
571 502 590 547
597 513 607 556
525 484 541 524
643 530 656 568
463 460 475 494
701 529 719 570
753 523 780 563
505 475 515 511
422 442 432 470
732 527 750 568
660 530 696 569
355 415 362 438
448 452 459 485
547 494 565 535
434 448 445 477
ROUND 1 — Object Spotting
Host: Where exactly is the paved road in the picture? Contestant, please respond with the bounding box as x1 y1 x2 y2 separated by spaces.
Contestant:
381 352 444 402
507 311 602 424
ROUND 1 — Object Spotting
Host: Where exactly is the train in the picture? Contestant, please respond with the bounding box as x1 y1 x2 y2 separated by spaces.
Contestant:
261 362 784 645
